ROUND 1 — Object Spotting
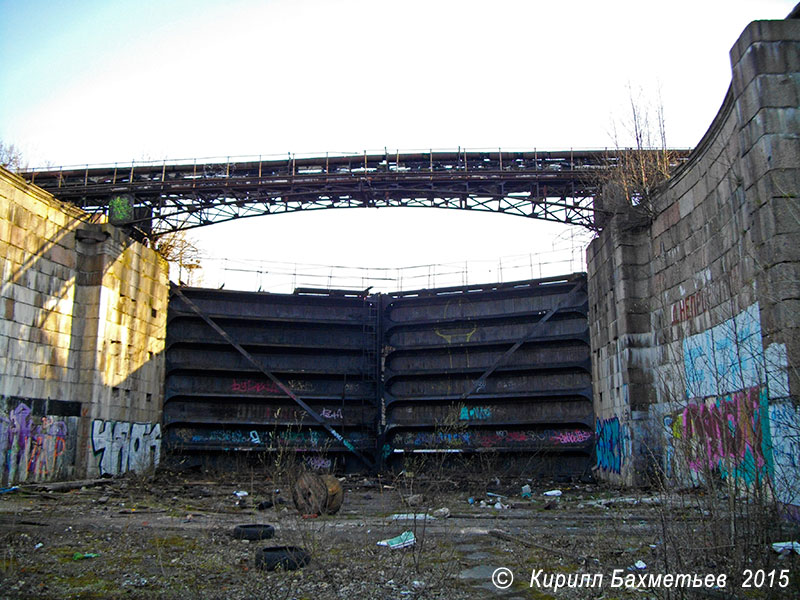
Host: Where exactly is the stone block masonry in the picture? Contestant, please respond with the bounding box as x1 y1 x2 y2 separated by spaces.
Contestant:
0 167 169 483
587 15 800 518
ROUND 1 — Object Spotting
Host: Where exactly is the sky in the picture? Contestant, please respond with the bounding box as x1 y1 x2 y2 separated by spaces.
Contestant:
1 0 796 292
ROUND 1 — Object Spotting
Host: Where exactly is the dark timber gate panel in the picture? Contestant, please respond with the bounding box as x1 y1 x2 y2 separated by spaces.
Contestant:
381 274 593 478
164 287 379 469
164 274 593 476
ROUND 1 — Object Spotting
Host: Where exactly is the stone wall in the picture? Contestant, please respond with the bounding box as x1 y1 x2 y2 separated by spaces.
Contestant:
0 167 169 483
588 15 800 512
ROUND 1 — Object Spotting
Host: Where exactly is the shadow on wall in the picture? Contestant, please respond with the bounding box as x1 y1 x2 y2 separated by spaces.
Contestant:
1 168 167 484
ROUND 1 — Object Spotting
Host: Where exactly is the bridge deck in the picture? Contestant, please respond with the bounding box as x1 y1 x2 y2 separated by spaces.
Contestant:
21 149 690 235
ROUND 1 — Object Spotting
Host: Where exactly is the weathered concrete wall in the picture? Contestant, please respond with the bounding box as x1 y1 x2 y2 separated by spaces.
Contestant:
588 16 800 511
0 167 168 483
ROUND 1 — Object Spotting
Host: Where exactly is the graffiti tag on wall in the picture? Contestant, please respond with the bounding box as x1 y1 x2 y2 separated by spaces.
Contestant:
596 417 627 473
0 403 68 484
394 428 592 449
91 420 161 475
671 386 771 485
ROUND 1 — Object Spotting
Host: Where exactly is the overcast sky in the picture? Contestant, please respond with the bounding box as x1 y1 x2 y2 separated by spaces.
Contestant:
1 0 795 291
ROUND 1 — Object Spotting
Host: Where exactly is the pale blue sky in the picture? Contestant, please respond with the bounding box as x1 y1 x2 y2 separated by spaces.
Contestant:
1 1 795 290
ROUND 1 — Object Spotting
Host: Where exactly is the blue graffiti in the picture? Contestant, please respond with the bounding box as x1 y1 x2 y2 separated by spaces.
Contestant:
596 417 626 473
459 406 492 421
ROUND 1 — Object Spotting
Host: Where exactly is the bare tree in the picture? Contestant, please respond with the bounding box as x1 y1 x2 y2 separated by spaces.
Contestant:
155 231 203 285
601 85 684 221
0 141 27 172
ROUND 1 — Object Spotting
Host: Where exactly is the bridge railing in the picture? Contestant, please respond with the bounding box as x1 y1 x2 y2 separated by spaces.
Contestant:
24 146 678 173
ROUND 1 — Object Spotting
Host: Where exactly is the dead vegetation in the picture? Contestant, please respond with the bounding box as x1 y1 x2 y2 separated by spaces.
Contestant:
2 465 798 599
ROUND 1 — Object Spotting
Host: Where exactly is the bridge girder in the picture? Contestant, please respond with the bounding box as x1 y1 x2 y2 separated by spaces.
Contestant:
21 149 690 236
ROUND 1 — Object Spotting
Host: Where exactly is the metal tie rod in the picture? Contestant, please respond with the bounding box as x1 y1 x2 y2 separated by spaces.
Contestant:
459 281 584 402
171 286 375 469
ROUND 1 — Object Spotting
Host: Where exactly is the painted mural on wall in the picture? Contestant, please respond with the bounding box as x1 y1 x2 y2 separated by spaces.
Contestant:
663 302 798 511
596 417 628 474
0 403 70 485
91 419 161 476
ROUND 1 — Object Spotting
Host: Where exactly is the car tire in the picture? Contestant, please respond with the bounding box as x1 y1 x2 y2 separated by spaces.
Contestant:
255 546 311 571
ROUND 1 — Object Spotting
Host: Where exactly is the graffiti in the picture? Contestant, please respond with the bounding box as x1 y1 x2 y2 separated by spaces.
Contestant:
552 430 593 444
434 325 477 344
672 290 705 324
596 417 627 473
0 403 68 484
183 428 367 450
397 428 592 449
305 456 332 470
768 400 800 507
320 408 344 420
683 304 762 399
459 406 491 421
231 379 280 394
286 379 313 392
671 303 797 498
672 387 771 484
91 420 161 475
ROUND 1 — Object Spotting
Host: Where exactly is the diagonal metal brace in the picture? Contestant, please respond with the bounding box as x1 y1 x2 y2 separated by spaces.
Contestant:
171 287 375 469
459 282 584 403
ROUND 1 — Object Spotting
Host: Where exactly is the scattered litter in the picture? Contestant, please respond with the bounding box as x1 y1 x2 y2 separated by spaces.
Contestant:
388 513 436 522
521 484 532 499
0 486 19 494
494 501 509 510
257 500 273 510
486 492 505 499
629 560 647 570
649 544 657 549
432 507 451 518
543 490 562 497
377 531 416 549
72 552 99 561
233 491 249 498
479 500 487 508
772 541 800 555
412 580 425 589
34 543 43 550
467 497 475 505
405 494 423 506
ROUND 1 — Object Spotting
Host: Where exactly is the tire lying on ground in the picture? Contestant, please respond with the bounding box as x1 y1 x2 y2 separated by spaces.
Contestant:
255 546 311 571
232 524 276 541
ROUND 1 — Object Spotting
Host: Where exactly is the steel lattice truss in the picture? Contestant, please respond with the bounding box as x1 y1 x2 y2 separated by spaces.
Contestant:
21 149 690 236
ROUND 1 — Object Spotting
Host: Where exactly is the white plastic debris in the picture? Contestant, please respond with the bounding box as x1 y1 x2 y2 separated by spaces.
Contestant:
772 541 800 554
634 560 647 570
377 530 416 549
493 501 509 510
388 513 436 522
543 489 562 497
521 484 532 498
432 507 451 518
233 491 249 498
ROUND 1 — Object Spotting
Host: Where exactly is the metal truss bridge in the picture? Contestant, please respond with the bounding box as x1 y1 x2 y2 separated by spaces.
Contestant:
21 148 690 236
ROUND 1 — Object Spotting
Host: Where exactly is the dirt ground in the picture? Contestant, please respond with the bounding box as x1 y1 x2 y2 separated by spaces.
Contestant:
1 468 798 600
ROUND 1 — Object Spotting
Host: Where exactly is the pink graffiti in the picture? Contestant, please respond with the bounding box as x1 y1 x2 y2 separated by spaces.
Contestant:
551 430 592 444
231 379 280 394
1 404 68 483
678 386 767 474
